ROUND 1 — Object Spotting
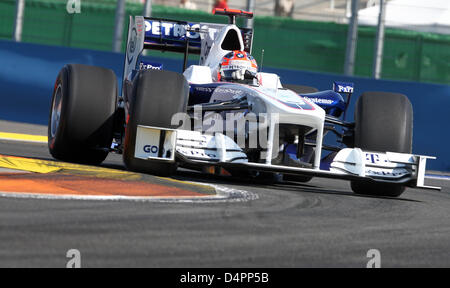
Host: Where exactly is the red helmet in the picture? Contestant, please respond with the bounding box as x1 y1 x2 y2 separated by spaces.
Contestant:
218 50 258 83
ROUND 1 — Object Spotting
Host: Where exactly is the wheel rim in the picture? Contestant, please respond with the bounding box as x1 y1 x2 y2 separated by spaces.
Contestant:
50 84 62 138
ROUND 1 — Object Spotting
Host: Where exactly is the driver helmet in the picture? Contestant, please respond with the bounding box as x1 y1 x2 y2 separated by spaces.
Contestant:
218 50 258 84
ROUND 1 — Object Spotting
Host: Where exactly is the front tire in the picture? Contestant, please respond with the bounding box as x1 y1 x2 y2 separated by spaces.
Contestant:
123 70 189 176
48 64 117 165
351 92 413 197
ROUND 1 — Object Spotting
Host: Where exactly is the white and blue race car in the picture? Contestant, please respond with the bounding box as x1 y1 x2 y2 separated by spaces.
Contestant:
48 9 439 197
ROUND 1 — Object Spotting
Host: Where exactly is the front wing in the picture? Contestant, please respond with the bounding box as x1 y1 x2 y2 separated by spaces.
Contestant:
134 125 440 191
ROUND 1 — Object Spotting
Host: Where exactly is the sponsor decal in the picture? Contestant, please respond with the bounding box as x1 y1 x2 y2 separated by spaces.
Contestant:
223 60 250 70
127 27 138 65
365 153 388 164
366 168 409 177
338 85 353 93
214 87 243 95
194 86 214 93
304 97 334 105
129 29 136 54
139 61 163 70
145 20 207 41
143 145 159 154
333 81 354 93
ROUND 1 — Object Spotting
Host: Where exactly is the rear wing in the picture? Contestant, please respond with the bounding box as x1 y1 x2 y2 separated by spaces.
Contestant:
144 18 204 54
123 16 254 83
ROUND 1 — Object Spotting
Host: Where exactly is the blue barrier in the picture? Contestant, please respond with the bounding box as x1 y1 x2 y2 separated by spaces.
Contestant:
0 40 449 171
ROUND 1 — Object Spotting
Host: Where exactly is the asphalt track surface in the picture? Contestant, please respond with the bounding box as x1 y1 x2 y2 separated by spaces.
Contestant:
0 121 449 267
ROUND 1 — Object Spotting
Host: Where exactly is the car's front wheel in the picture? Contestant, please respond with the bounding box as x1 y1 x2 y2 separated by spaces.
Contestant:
123 69 189 176
48 64 117 165
350 91 413 198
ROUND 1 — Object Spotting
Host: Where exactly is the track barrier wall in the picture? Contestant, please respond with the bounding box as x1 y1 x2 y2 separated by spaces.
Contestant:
0 40 448 171
0 0 449 84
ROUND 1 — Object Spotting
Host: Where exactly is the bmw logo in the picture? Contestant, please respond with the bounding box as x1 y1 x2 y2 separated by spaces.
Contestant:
236 53 244 58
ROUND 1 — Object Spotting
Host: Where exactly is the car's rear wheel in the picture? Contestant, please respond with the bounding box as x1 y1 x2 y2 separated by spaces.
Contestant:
351 92 413 197
48 64 117 165
123 70 189 176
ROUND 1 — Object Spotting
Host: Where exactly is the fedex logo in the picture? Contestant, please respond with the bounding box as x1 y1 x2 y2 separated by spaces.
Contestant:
333 81 354 93
337 85 353 93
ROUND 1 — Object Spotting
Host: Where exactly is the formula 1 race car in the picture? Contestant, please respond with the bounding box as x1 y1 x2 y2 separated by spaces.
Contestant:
48 9 440 197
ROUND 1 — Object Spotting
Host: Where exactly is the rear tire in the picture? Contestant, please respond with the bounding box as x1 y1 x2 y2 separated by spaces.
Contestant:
351 92 413 197
123 70 189 176
48 64 117 165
